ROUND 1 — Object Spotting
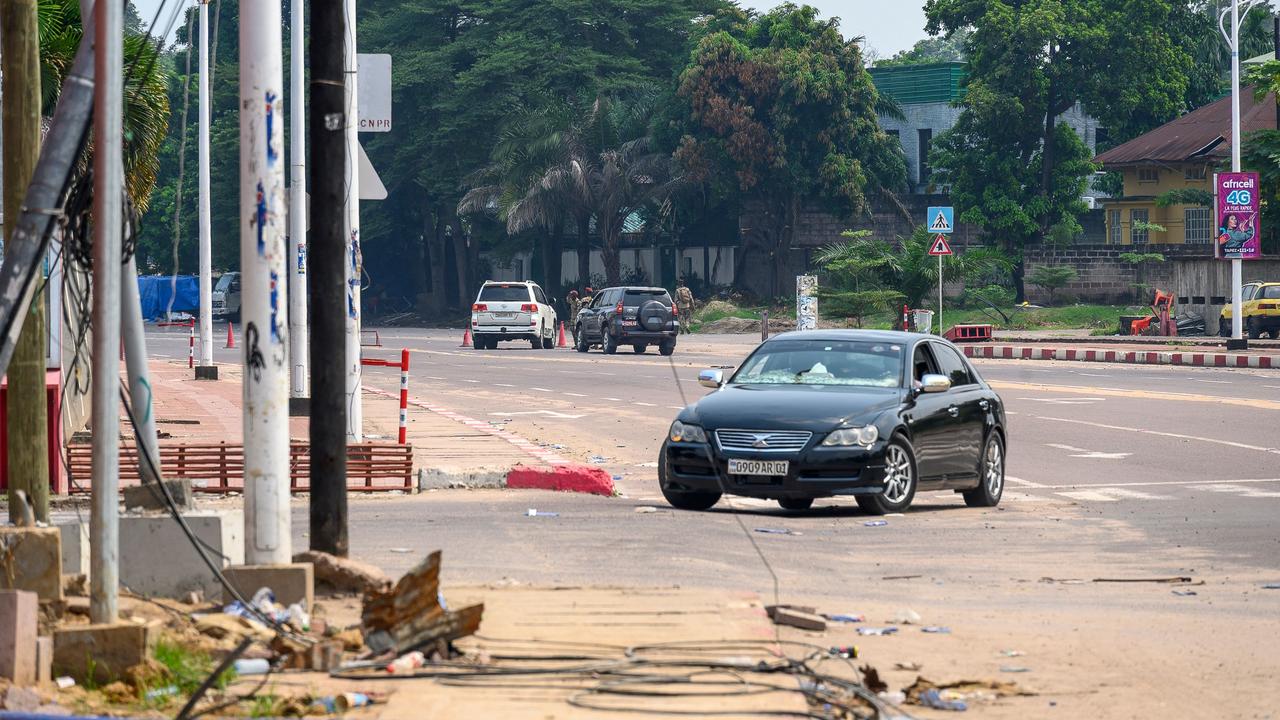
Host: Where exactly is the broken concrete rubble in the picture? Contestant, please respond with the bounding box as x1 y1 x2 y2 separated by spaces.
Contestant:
0 527 63 602
361 551 483 655
294 550 390 595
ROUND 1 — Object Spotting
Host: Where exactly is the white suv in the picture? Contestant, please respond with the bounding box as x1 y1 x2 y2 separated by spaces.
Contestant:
471 281 559 350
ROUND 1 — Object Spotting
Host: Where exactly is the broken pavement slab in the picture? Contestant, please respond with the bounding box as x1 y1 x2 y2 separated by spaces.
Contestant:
53 621 157 684
0 528 63 603
294 550 390 596
766 604 827 632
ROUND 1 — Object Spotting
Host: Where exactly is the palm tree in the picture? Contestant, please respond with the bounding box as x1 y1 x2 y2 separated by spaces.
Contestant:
816 227 1011 310
37 0 170 210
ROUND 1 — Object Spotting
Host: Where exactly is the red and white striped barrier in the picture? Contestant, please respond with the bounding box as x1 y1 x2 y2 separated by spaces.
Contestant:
962 344 1279 369
188 325 195 369
361 349 411 444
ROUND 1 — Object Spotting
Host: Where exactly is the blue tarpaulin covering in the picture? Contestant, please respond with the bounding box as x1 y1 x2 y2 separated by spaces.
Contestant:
137 274 200 321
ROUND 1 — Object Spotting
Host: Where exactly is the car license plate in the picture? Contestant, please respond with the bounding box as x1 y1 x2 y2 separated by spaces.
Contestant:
622 320 637 327
494 312 514 319
728 459 789 476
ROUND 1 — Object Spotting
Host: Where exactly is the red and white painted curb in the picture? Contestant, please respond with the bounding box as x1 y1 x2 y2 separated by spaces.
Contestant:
963 344 1279 369
364 386 615 496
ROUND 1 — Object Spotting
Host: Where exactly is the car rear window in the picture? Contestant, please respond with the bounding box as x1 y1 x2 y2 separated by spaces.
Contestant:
479 285 532 303
624 290 672 306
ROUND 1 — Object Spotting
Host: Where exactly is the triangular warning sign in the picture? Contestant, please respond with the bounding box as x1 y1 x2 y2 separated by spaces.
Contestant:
930 211 951 232
928 235 953 256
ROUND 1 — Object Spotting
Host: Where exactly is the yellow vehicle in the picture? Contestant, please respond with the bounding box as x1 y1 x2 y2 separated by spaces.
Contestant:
1219 282 1280 339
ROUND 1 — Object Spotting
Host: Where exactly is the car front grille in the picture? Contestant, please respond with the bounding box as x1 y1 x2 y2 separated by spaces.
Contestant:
715 429 812 453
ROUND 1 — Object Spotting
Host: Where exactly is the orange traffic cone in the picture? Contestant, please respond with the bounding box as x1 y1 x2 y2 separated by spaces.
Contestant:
460 327 472 347
225 322 236 349
556 321 568 348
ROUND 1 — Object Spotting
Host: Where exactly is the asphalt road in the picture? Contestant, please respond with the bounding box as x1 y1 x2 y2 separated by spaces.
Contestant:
146 325 1280 574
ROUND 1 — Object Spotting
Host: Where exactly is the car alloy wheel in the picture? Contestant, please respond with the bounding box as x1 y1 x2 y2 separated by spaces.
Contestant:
964 432 1005 508
882 443 913 505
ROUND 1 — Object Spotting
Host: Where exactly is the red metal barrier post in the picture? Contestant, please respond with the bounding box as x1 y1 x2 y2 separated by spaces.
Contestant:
188 325 195 369
398 349 409 445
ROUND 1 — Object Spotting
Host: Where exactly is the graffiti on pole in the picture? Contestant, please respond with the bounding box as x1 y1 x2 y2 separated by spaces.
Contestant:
796 275 818 331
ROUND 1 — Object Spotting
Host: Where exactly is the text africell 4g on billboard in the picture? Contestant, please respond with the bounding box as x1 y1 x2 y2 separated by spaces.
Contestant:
1215 172 1261 260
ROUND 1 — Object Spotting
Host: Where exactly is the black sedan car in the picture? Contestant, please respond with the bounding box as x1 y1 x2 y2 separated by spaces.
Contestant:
659 330 1007 514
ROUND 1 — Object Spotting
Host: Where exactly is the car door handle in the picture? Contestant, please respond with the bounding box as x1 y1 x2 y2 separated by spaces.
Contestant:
978 400 990 411
947 405 960 417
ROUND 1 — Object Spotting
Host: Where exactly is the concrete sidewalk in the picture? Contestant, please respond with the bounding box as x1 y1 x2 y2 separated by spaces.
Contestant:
963 343 1280 368
144 359 546 477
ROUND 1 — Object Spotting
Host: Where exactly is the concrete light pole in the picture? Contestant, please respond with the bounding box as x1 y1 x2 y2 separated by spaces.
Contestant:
289 0 309 403
344 0 362 442
240 0 291 564
90 0 123 624
196 0 215 377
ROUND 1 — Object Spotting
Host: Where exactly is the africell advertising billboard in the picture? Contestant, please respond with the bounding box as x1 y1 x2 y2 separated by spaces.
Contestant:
1215 172 1261 260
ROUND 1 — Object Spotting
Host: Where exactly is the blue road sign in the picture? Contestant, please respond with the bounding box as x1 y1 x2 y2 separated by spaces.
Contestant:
927 206 954 234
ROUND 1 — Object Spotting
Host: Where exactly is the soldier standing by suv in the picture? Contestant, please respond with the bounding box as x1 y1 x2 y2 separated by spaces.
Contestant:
675 279 695 335
567 290 581 344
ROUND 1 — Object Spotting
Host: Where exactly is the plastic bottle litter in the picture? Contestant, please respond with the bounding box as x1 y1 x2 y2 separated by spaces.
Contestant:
1000 665 1032 673
828 645 858 659
1171 589 1197 596
284 603 310 632
233 658 271 675
387 651 426 674
864 520 888 527
920 688 967 712
55 677 76 689
877 690 907 705
525 509 559 517
336 693 372 712
144 685 179 701
999 650 1025 657
922 626 951 634
857 627 898 636
825 613 865 623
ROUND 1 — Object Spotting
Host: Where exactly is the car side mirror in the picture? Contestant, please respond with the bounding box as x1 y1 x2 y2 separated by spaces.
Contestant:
698 369 724 389
919 373 951 394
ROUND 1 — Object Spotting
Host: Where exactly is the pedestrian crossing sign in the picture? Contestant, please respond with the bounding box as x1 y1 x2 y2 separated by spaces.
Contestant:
928 235 953 256
927 206 954 234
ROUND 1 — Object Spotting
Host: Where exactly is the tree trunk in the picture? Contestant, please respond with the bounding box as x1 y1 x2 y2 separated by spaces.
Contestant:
420 207 448 316
540 221 564 299
447 212 468 309
602 222 621 286
2 0 49 522
1040 52 1057 238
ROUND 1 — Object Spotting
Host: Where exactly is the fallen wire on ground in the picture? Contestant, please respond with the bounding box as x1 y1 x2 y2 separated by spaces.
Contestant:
332 637 913 719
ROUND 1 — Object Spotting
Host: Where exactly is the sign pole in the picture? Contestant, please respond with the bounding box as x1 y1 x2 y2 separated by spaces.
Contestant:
938 252 943 335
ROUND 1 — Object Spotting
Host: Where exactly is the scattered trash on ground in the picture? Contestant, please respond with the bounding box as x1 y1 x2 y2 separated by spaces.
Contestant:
54 677 75 690
1260 583 1280 589
766 604 827 631
525 509 559 517
905 677 1035 707
889 608 921 625
389 547 412 553
829 645 858 659
550 444 565 450
223 587 310 632
882 574 922 581
922 626 951 634
636 461 659 468
1171 589 1198 596
823 613 865 623
878 690 907 705
387 650 426 674
864 520 888 527
612 475 623 482
588 455 608 464
895 662 923 671
999 650 1025 657
999 666 1032 673
857 627 899 636
233 658 270 675
754 527 802 535
920 688 968 712
634 506 659 513
1039 576 1086 585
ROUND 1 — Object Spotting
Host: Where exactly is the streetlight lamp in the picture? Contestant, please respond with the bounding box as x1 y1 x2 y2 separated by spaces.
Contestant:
1219 0 1266 349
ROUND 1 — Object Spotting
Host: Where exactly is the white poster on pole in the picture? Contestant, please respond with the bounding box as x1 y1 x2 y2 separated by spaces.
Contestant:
357 54 392 132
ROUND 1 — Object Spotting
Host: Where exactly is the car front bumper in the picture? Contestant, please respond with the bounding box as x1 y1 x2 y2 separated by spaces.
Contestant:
662 440 889 499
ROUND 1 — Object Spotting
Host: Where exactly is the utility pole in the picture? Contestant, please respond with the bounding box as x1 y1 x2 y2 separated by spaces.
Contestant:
1 0 50 523
120 256 161 485
289 0 309 406
1230 0 1245 347
196 0 216 378
310 0 349 556
240 0 291 564
344 0 363 442
90 0 123 624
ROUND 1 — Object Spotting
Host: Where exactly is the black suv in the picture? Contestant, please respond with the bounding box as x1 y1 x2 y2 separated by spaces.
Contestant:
576 287 679 355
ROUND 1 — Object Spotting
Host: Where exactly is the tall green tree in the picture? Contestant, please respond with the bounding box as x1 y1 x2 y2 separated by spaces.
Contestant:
874 29 969 67
676 3 907 297
925 0 1193 300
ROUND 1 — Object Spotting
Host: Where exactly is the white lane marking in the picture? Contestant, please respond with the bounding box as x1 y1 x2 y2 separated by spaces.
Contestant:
489 410 587 419
1058 488 1171 502
1186 483 1280 498
1005 411 1020 415
531 387 553 393
1264 385 1280 390
1073 372 1112 378
1037 478 1280 489
1005 476 1048 488
669 406 684 410
1033 416 1280 455
494 383 515 387
461 379 480 383
635 402 656 407
423 375 446 380
604 397 622 402
1045 443 1132 460
564 392 587 397
1017 397 1106 405
1192 379 1232 384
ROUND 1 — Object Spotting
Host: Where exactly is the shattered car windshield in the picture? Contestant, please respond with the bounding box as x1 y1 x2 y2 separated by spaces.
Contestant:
731 340 903 387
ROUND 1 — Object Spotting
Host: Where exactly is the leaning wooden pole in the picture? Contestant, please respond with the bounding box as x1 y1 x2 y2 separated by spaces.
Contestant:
2 0 51 522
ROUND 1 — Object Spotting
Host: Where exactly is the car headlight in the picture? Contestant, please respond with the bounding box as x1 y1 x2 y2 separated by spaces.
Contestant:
669 421 707 444
822 425 879 447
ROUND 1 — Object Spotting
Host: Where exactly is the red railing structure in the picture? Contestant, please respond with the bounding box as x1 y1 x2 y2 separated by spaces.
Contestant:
361 348 411 444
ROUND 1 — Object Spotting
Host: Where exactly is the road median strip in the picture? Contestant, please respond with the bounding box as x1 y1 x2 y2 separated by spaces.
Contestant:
964 344 1279 369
